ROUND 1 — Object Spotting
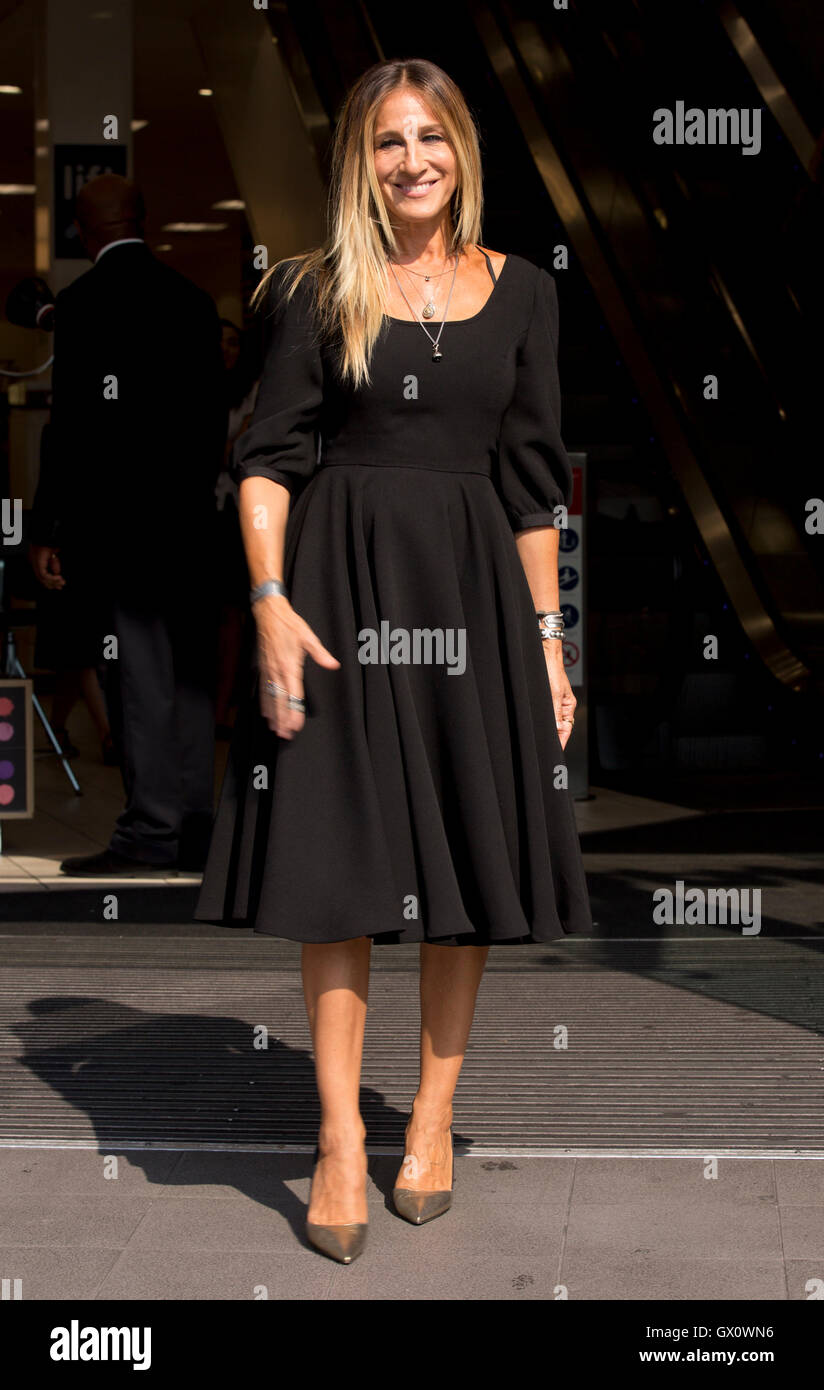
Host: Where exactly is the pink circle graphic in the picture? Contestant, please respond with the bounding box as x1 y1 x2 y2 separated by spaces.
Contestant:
0 722 14 742
0 697 13 716
0 784 14 805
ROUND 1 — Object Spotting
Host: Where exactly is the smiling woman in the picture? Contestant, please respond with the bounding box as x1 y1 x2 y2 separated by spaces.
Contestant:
374 89 508 328
245 60 490 381
374 108 457 204
195 56 592 1266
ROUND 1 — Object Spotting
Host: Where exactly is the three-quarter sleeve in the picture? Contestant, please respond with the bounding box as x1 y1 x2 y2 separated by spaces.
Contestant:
495 267 572 532
232 262 323 497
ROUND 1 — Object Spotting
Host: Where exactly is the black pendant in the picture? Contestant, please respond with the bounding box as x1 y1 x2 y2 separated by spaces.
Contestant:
431 345 442 362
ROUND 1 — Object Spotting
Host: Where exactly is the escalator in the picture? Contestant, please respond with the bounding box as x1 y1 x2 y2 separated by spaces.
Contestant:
489 0 824 664
265 0 824 775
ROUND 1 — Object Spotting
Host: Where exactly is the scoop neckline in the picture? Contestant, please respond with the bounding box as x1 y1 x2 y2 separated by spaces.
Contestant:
384 251 511 325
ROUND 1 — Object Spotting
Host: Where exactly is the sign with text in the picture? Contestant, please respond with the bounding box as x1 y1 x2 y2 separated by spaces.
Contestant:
53 144 128 259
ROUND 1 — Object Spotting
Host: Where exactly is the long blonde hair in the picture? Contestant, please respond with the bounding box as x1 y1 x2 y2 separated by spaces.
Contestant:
250 59 484 388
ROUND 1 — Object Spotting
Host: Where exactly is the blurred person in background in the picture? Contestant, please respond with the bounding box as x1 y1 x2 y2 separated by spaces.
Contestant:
29 173 226 874
31 421 118 765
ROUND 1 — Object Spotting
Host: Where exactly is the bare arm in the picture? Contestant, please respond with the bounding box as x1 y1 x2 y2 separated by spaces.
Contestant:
515 525 561 610
238 476 340 739
515 526 576 751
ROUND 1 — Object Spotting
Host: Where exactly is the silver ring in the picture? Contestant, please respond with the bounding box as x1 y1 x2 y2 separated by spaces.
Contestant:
264 679 305 712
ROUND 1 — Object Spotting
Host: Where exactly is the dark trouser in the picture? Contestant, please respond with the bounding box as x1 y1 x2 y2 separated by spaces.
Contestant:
105 575 217 865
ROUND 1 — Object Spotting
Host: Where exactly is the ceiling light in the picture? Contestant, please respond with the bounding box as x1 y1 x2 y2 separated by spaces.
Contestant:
0 184 36 194
198 88 213 97
131 119 148 132
212 199 245 210
0 85 23 94
161 222 228 233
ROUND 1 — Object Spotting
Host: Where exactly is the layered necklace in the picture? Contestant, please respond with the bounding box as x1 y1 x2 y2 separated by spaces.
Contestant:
387 252 460 362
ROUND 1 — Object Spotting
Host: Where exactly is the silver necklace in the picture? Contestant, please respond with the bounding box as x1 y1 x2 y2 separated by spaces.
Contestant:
387 255 460 361
399 263 439 319
394 258 455 317
398 261 455 279
391 255 455 318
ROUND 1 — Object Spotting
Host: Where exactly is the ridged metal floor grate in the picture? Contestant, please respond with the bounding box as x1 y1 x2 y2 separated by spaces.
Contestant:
1 936 822 1153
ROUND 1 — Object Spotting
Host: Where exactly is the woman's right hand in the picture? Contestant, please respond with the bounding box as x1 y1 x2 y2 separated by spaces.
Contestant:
254 594 340 739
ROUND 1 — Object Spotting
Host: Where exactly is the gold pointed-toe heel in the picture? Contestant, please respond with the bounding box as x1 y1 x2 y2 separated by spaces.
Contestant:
305 1219 368 1264
305 1145 368 1264
392 1122 455 1226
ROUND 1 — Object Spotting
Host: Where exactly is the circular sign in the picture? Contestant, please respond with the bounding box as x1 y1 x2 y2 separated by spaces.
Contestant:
558 566 579 591
559 529 579 553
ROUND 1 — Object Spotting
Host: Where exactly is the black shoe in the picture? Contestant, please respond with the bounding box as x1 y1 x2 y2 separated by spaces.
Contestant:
60 849 171 877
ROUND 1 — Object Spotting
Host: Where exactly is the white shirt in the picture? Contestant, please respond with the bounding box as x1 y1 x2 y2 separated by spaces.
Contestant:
94 237 145 263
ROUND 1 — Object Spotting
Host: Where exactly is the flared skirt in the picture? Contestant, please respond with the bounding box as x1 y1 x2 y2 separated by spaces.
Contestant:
194 463 592 945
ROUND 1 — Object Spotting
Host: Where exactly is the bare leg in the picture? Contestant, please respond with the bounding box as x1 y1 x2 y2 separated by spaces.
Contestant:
302 936 371 1224
396 942 489 1191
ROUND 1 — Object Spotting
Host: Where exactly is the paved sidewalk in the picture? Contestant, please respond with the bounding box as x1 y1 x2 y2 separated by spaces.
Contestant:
0 1147 821 1300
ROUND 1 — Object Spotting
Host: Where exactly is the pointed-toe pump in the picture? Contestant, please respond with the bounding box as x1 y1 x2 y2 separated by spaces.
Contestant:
392 1123 455 1226
305 1145 368 1264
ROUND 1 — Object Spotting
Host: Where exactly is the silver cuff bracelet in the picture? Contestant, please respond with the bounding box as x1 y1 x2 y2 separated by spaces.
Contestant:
250 577 289 606
538 613 564 641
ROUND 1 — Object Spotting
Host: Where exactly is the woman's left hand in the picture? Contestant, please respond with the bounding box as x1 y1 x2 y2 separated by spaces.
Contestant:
544 645 576 752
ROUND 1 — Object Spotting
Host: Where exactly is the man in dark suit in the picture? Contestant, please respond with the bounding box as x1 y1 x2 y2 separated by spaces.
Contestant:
29 174 227 873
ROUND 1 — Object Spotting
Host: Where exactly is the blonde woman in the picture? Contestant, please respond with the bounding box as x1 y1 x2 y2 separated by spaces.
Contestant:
195 58 592 1264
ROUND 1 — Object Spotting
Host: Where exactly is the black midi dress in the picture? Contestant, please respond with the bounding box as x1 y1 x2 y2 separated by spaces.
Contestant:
194 252 592 946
